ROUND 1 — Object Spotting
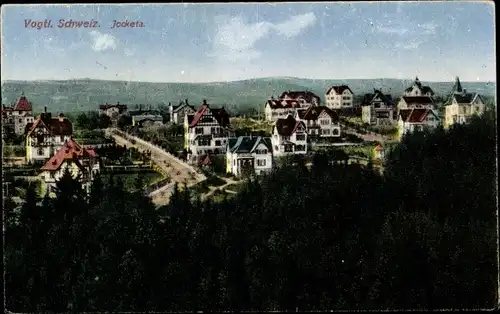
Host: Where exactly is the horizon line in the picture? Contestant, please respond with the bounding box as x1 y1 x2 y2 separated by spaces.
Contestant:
0 76 497 85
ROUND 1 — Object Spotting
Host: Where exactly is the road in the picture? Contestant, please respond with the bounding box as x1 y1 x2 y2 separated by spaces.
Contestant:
104 128 205 206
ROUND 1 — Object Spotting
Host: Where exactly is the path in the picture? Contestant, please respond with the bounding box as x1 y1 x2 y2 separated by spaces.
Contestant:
104 128 206 206
201 177 239 201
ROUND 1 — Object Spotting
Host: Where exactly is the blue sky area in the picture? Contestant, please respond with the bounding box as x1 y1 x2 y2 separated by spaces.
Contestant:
1 2 495 82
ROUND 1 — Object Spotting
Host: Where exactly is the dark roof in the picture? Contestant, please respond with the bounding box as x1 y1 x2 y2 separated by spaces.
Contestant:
228 136 271 154
13 95 32 111
399 108 437 123
172 102 196 113
326 85 353 95
452 76 463 94
362 90 395 106
297 106 339 121
404 77 434 95
402 96 434 105
274 115 305 136
266 99 301 109
453 93 475 104
27 115 73 136
279 91 320 103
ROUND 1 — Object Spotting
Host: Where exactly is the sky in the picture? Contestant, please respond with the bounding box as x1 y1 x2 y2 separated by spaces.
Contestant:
1 2 496 83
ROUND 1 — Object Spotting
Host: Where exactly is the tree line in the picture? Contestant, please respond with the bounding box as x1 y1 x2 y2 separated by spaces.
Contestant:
4 110 497 311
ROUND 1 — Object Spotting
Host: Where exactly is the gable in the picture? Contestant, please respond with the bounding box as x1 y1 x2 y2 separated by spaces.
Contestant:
254 143 268 152
295 122 305 133
473 95 484 105
318 111 331 120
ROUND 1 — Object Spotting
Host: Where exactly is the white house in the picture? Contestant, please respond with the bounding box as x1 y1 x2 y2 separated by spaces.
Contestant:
295 106 341 137
99 103 128 118
39 138 100 195
25 112 73 164
132 114 164 128
2 94 35 136
169 99 196 124
271 115 308 156
403 77 435 97
397 96 435 110
325 85 354 109
184 100 233 164
443 77 486 129
264 99 303 122
397 108 440 140
226 136 273 177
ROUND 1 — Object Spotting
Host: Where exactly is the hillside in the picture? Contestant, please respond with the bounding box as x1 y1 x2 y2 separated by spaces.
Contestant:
1 77 496 114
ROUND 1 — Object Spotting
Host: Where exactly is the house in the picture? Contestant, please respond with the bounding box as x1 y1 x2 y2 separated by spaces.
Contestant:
264 98 303 122
2 94 35 136
99 102 128 118
271 115 308 156
226 136 273 177
361 90 397 125
325 85 354 109
184 100 233 164
403 77 435 97
397 96 435 110
25 110 73 164
169 99 196 124
294 106 341 137
279 90 321 106
131 114 164 128
397 108 440 140
39 138 100 195
444 77 486 129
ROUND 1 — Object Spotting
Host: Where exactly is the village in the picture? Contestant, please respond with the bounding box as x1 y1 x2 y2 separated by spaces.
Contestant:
2 76 487 207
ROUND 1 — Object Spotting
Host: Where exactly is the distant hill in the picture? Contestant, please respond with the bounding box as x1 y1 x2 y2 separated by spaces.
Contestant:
1 77 496 114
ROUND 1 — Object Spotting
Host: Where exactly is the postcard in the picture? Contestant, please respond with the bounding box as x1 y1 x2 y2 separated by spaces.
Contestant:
1 2 497 312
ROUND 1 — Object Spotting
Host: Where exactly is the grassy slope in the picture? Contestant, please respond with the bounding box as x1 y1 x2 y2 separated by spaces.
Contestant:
1 77 496 114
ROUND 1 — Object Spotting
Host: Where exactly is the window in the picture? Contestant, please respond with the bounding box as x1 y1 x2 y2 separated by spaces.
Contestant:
215 140 221 146
257 159 266 166
37 147 44 155
195 128 203 134
234 159 236 166
274 146 279 151
296 145 306 152
8 119 13 123
320 119 330 125
322 129 331 135
332 128 340 136
211 127 215 134
198 138 211 146
284 144 294 152
255 149 267 155
296 134 305 141
282 136 290 141
60 135 64 142
50 172 55 178
18 119 22 123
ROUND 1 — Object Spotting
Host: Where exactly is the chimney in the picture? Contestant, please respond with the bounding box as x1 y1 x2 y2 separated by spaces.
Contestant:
44 106 47 113
463 89 467 94
203 99 207 106
117 101 120 105
185 98 189 105
59 113 64 122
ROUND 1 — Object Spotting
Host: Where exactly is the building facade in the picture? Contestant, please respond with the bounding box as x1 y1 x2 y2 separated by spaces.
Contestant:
403 77 435 97
99 103 128 118
325 85 354 109
397 108 440 140
443 77 486 129
361 90 397 125
25 112 73 164
271 115 308 156
2 94 35 136
169 99 196 124
184 100 233 164
226 136 273 177
295 106 341 137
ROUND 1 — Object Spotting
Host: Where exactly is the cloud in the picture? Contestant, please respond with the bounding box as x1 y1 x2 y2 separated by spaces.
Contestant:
210 13 316 62
124 48 135 57
273 12 317 38
89 31 117 52
395 40 425 50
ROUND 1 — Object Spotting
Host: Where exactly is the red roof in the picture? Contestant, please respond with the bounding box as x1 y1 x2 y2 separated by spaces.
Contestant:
297 106 339 121
275 115 305 136
375 145 384 151
200 155 212 166
41 138 96 171
399 108 434 123
13 95 32 111
189 102 230 128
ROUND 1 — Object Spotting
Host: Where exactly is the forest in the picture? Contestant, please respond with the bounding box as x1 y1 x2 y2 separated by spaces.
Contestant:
4 109 497 311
